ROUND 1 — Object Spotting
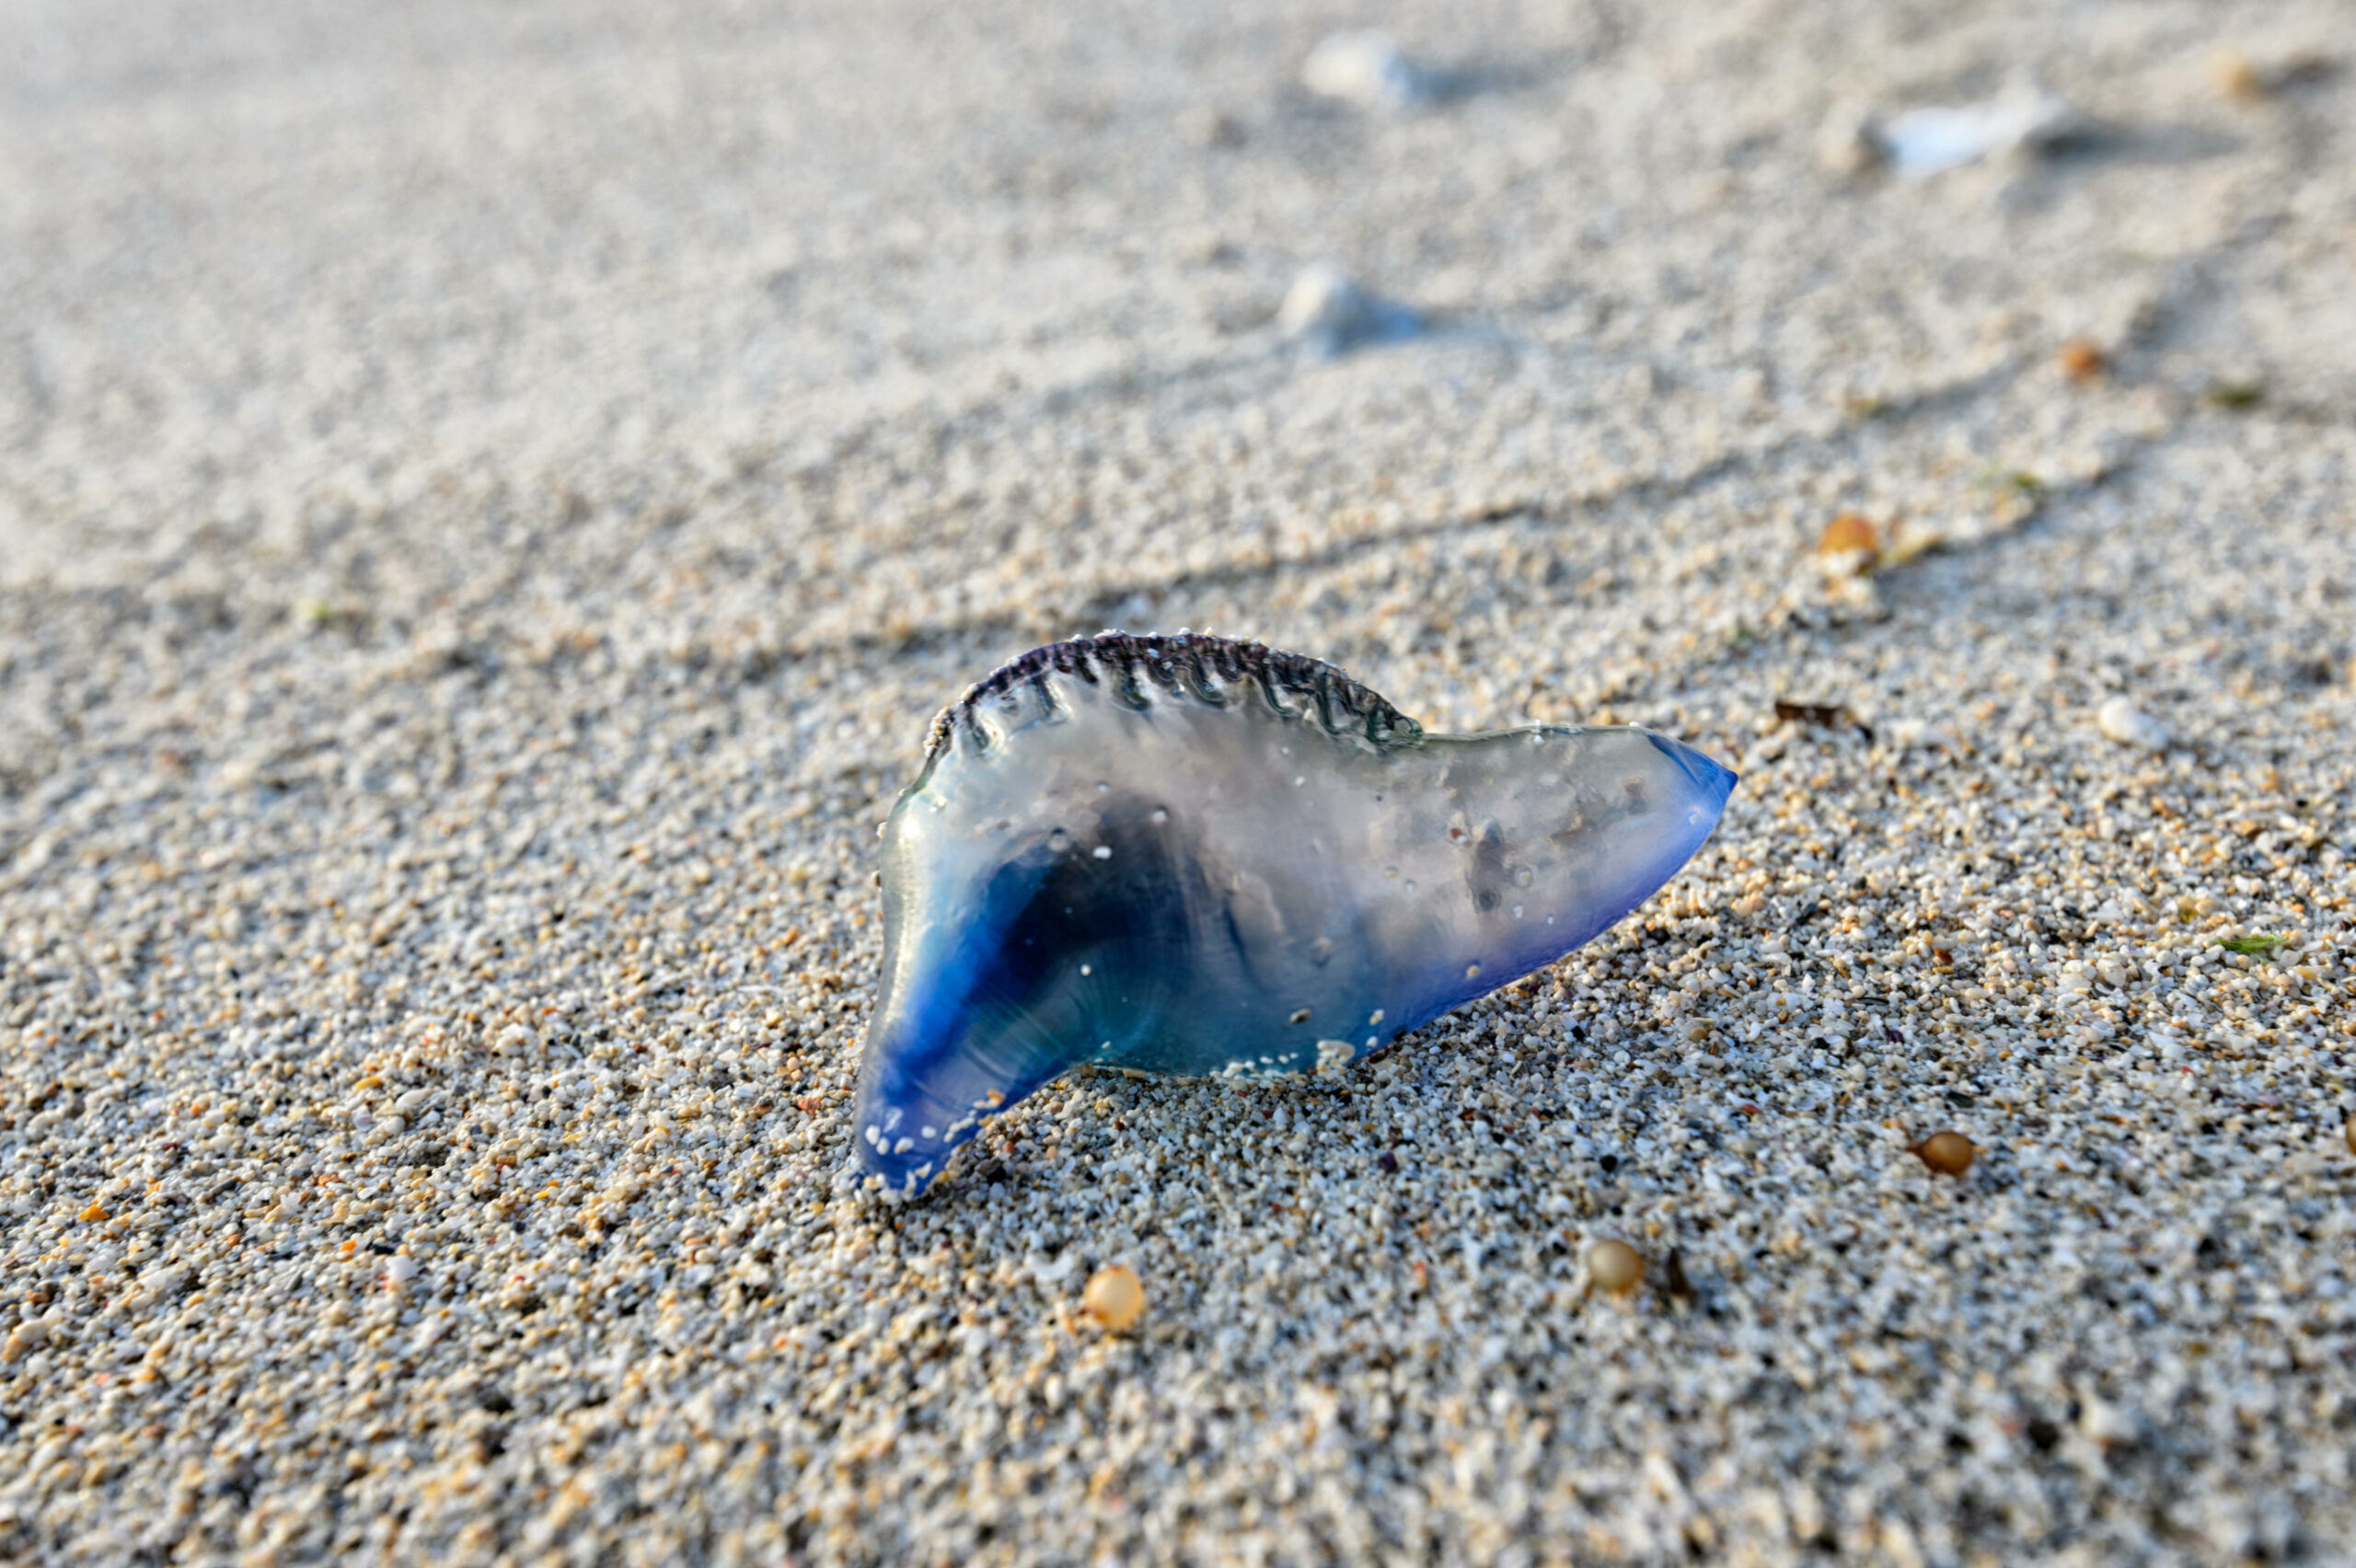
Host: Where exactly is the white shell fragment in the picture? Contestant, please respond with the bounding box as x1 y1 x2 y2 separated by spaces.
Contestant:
2096 697 2168 751
1831 78 2092 177
1278 264 1423 356
1301 31 1430 112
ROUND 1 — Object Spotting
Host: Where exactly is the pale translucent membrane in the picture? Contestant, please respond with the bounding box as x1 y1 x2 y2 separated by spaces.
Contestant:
852 634 1737 1193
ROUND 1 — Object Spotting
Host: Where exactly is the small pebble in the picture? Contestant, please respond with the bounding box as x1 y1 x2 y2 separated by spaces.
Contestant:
1815 513 1879 569
1813 100 1883 178
1276 264 1421 356
1300 31 1427 112
2213 51 2266 102
2079 1395 2140 1447
1915 1131 1977 1177
1588 1239 1644 1295
1082 1264 1144 1332
2096 697 2168 751
2058 339 2108 381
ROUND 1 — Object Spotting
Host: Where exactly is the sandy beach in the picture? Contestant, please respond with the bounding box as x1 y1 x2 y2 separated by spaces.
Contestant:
3 1 2353 1562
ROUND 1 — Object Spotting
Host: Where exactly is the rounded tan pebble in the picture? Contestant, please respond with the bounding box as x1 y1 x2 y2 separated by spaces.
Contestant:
2214 50 2265 102
1 1320 49 1362
1815 512 1879 566
1082 1264 1144 1332
1916 1130 1977 1177
2058 339 2108 381
1588 1239 1644 1295
2344 1116 2354 1158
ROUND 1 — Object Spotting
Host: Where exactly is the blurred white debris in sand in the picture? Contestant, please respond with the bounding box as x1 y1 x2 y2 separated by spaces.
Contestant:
1277 264 1423 355
2096 696 2169 751
1301 31 1429 111
1823 78 2091 177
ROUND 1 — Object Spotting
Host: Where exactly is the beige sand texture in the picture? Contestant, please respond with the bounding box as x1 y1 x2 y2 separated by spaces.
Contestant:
3 1 2353 1562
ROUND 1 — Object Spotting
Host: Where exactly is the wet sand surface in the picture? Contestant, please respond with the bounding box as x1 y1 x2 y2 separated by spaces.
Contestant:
3 2 2353 1562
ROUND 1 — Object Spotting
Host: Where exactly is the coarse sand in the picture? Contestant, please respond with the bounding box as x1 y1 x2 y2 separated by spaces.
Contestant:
3 2 2353 1562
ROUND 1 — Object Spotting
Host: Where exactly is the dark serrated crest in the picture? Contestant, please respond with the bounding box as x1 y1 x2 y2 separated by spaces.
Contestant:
925 631 1421 757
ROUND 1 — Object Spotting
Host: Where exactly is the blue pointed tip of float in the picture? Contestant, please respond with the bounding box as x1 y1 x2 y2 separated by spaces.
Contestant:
1647 730 1739 812
851 1063 953 1194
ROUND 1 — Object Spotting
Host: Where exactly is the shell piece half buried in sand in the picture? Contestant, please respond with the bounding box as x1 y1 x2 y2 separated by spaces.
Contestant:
852 632 1737 1193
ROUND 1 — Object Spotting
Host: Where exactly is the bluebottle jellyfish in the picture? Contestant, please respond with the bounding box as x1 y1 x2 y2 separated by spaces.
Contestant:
852 632 1737 1193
